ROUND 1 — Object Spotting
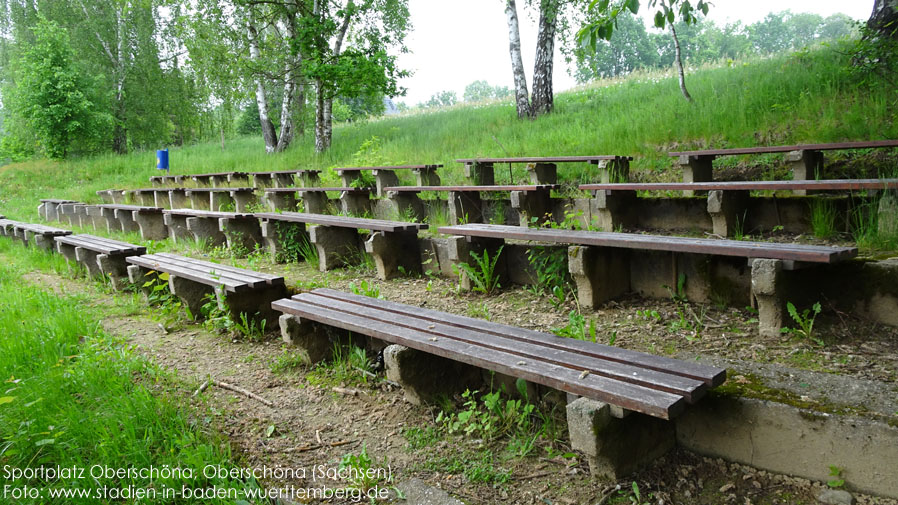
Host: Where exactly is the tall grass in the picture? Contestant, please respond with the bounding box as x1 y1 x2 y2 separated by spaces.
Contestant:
0 238 254 503
0 43 895 223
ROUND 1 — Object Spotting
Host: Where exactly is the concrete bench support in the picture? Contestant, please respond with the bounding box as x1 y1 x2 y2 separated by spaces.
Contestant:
527 162 557 185
169 274 216 316
74 246 103 279
751 259 786 338
279 313 360 363
26 231 56 250
365 230 421 280
133 192 156 207
114 209 140 233
163 213 193 242
302 192 329 214
677 155 715 195
210 192 232 212
387 191 427 222
786 150 824 196
464 161 495 186
189 191 211 210
85 206 104 230
592 190 637 231
59 204 79 227
228 173 250 186
708 190 750 237
210 175 230 188
266 191 297 212
153 190 171 209
220 283 286 326
383 344 481 405
878 190 898 237
597 158 630 183
168 190 190 209
413 166 441 186
373 170 400 197
133 211 168 241
73 205 90 228
186 216 226 247
230 191 256 212
309 225 361 271
99 208 120 233
96 254 131 291
568 246 630 309
38 202 60 222
511 189 552 227
448 236 508 291
219 217 263 255
340 192 371 216
260 220 309 263
448 191 483 225
567 397 674 479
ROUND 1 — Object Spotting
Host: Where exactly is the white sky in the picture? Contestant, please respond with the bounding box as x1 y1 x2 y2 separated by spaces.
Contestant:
396 0 875 106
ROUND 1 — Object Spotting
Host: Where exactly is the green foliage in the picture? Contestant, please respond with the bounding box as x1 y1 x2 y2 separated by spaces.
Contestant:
782 301 824 346
307 343 373 388
466 301 491 320
200 292 267 340
456 246 504 295
553 310 597 342
463 80 513 102
578 0 710 49
810 199 838 239
526 246 570 307
5 17 109 159
269 348 309 374
424 90 458 108
339 445 390 493
436 388 535 443
349 279 383 299
141 271 193 327
827 465 845 488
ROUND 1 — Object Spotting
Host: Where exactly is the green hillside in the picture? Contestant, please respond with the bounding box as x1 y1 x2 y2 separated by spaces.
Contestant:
1 44 895 220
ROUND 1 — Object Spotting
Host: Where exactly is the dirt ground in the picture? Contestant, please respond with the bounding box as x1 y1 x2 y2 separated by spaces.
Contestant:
18 257 898 505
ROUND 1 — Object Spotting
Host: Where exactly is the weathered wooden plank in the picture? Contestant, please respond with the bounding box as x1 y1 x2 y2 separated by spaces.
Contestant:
184 187 255 193
127 255 262 292
273 297 685 419
334 164 443 172
384 185 559 192
312 288 726 387
55 234 146 255
437 224 857 264
455 156 632 163
669 140 898 157
163 209 255 219
98 204 163 213
254 212 428 232
580 179 898 192
263 187 371 193
152 253 283 284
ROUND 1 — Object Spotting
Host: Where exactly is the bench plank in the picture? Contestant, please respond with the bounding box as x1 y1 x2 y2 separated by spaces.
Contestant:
164 209 255 219
55 234 146 255
580 179 898 192
384 185 559 192
273 296 686 419
98 204 163 213
335 165 442 172
669 140 898 157
127 253 282 292
264 187 372 193
456 156 632 163
438 223 857 263
254 212 428 232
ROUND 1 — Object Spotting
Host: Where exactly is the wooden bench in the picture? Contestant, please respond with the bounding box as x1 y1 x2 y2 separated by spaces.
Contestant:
96 189 125 204
55 235 146 290
0 219 22 238
456 156 633 185
334 165 443 196
38 199 77 222
254 212 428 279
190 171 249 188
127 252 286 324
184 187 257 212
273 287 725 476
149 174 186 187
250 169 322 188
96 204 165 239
384 184 559 225
163 209 261 252
669 140 898 195
123 188 183 209
263 187 373 215
11 222 72 250
579 179 898 237
438 223 857 337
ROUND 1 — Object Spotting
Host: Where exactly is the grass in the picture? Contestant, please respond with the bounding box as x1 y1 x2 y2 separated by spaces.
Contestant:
0 237 255 503
1 43 896 225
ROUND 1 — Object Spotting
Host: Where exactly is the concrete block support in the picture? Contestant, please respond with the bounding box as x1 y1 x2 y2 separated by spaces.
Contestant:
310 225 361 271
58 204 79 227
387 191 426 222
221 283 286 327
31 233 55 251
163 213 193 242
299 172 321 187
447 235 508 291
96 254 131 291
464 161 495 186
413 167 441 186
568 245 630 308
707 190 750 237
133 211 168 241
186 217 227 247
365 230 422 280
56 241 79 265
337 170 362 188
188 191 211 210
526 163 557 185
114 209 140 233
210 174 230 188
37 202 49 221
127 265 154 294
168 274 214 317
266 191 297 212
751 259 785 337
73 205 90 228
878 190 898 237
567 398 674 479
210 192 232 212
85 206 104 230
592 190 637 231
279 314 337 363
100 208 121 233
133 192 156 207
74 246 103 279
231 191 256 212
597 158 631 183
511 189 552 227
786 149 824 196
153 190 172 209
260 220 309 263
677 155 715 196
448 191 483 224
302 192 329 214
219 217 263 255
373 170 400 197
340 192 371 216
252 173 275 188
169 189 190 209
383 344 481 405
228 173 250 186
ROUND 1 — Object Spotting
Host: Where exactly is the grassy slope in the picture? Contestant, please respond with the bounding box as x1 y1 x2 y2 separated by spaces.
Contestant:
0 45 895 220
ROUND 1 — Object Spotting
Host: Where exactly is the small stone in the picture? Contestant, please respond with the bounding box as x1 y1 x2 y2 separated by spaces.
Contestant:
719 483 735 493
817 489 856 505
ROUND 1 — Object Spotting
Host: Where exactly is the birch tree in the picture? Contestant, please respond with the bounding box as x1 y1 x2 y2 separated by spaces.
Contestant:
505 0 532 118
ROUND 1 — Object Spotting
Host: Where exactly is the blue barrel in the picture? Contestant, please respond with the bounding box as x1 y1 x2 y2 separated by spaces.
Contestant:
156 149 169 170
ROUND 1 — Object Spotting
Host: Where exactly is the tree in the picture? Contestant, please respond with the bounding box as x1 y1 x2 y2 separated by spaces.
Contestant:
505 0 532 118
7 18 107 158
577 0 710 101
463 80 513 102
425 90 457 107
868 0 898 40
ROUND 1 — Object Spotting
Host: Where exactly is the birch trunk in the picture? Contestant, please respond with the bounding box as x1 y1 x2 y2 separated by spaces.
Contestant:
505 0 531 119
275 9 299 152
670 24 693 102
314 1 353 153
247 22 279 153
531 0 557 116
868 0 898 39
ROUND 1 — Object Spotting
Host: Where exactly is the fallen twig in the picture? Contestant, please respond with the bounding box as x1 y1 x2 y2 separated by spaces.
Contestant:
332 387 364 396
353 366 376 379
192 380 211 397
512 470 554 481
279 439 358 453
212 379 274 407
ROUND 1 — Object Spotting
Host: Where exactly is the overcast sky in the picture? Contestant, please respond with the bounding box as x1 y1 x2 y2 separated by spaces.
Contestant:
395 0 874 106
